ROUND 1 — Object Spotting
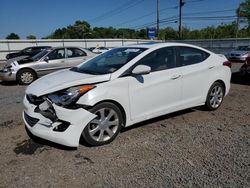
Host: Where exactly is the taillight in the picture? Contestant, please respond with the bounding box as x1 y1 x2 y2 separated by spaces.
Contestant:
223 61 231 68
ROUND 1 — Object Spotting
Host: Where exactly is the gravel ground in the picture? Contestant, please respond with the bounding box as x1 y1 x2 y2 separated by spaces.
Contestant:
0 64 249 187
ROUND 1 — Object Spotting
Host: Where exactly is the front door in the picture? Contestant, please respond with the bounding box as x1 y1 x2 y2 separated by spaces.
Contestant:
37 48 66 76
128 47 182 121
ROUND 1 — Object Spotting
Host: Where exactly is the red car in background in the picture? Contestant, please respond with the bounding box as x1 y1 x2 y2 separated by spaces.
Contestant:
240 54 250 76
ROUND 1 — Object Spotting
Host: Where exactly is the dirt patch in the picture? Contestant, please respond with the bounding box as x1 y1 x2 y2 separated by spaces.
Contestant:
13 139 46 155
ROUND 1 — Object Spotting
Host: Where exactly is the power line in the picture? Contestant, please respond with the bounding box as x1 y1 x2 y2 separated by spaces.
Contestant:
88 0 145 23
113 6 178 28
130 14 236 30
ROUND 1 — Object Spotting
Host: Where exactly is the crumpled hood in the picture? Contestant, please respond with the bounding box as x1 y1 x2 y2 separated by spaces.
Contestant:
5 56 28 67
26 69 111 96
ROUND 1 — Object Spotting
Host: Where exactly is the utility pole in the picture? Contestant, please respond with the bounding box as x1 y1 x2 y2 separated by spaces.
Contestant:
179 0 184 39
236 7 240 47
157 0 160 38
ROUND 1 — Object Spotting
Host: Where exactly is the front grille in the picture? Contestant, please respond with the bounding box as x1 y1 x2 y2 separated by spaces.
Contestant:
24 112 39 127
26 94 44 105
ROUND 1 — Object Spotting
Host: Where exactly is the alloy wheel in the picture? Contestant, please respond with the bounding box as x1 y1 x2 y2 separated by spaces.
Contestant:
209 85 223 108
88 108 119 142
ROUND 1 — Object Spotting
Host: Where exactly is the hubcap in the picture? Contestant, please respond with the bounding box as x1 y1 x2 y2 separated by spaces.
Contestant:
88 108 119 142
209 86 223 108
20 72 34 84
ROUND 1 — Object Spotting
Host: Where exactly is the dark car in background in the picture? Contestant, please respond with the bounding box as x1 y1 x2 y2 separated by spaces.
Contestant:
6 46 52 59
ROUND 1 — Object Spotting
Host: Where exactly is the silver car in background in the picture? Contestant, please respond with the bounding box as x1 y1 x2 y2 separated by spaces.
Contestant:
225 45 250 61
0 47 95 85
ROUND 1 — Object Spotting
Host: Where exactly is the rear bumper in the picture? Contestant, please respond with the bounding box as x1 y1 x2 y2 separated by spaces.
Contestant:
23 95 96 147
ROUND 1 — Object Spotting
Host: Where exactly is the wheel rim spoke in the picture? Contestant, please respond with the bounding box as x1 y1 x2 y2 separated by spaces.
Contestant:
91 119 100 125
107 119 119 126
106 127 115 137
97 130 104 141
89 126 100 136
106 109 115 120
99 109 105 121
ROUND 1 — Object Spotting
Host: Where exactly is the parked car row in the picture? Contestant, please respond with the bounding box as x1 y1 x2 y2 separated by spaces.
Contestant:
0 47 95 84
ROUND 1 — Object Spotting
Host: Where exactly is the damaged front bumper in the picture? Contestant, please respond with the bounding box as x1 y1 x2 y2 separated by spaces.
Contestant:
23 95 96 147
0 69 16 81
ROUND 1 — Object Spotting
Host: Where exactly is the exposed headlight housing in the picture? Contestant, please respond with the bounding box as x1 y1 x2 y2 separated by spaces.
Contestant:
47 85 95 106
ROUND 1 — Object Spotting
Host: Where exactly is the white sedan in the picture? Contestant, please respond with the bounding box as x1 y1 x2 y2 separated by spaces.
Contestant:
23 43 231 147
92 46 110 54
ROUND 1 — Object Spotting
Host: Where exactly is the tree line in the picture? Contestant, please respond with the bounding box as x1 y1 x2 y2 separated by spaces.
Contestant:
6 0 250 40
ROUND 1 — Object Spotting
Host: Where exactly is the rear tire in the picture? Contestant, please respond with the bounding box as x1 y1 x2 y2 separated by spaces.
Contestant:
17 69 37 85
205 82 225 111
82 102 123 146
239 65 247 77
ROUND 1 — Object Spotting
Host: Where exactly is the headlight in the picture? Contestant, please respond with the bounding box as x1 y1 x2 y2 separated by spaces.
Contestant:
47 85 95 106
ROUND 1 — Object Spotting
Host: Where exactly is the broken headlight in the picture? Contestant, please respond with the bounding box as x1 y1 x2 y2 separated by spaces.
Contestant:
47 85 95 106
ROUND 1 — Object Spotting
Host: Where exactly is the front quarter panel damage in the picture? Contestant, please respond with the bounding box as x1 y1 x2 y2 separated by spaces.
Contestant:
51 104 97 147
23 94 96 147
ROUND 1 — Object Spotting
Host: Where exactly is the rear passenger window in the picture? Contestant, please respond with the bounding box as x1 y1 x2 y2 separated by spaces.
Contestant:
179 47 210 66
67 48 86 58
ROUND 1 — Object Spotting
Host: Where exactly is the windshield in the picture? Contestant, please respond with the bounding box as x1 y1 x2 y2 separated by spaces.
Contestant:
31 50 49 61
71 47 147 75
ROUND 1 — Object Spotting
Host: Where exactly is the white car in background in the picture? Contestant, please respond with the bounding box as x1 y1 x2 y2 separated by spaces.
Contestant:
23 43 231 147
92 46 110 54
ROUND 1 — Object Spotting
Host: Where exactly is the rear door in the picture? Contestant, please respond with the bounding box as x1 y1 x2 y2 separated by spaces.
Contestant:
128 47 182 121
65 48 88 68
177 46 213 107
37 48 66 76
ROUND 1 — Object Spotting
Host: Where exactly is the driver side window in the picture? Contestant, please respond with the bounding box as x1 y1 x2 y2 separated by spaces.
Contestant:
132 47 176 72
47 49 65 60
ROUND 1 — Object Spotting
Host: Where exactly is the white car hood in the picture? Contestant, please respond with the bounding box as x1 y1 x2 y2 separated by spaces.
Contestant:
26 69 111 96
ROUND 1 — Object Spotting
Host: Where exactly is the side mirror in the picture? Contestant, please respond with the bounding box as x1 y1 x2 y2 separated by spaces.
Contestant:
44 56 49 62
132 65 151 75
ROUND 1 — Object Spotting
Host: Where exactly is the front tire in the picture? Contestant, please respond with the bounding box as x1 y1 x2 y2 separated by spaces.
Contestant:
82 102 123 146
205 82 225 111
17 69 36 85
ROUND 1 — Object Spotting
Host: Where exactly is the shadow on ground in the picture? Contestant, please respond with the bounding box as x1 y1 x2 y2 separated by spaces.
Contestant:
231 72 250 86
0 81 18 86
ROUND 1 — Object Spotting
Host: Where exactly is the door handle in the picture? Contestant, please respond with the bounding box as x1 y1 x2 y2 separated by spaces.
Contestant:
208 66 215 69
171 75 181 80
60 60 65 63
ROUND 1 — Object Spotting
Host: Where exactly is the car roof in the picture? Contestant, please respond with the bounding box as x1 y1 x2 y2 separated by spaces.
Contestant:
125 42 203 49
51 46 85 49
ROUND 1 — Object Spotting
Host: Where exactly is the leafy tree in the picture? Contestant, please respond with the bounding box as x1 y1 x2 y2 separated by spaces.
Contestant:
26 35 36 39
237 0 250 26
6 33 20 39
48 20 92 39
